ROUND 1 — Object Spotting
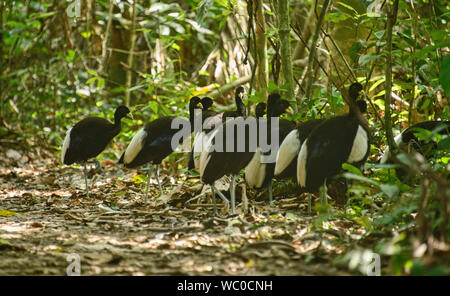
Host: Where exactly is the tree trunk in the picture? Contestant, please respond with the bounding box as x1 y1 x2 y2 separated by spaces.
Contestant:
125 0 137 107
254 0 268 98
304 0 330 102
384 0 400 152
278 0 296 111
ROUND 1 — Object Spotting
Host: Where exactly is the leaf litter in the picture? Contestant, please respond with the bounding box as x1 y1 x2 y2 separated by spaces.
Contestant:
0 146 370 275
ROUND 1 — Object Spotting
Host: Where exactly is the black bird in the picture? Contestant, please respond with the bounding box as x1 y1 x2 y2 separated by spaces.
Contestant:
61 105 131 198
296 83 369 212
119 97 202 201
188 97 219 170
199 94 290 215
245 98 295 205
190 88 248 172
380 120 450 163
274 118 326 181
380 120 450 181
222 86 247 120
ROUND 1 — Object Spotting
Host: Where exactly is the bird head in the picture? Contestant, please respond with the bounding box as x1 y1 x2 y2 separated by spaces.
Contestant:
201 97 214 111
189 96 203 110
115 105 132 120
349 82 364 101
235 86 245 100
255 102 267 118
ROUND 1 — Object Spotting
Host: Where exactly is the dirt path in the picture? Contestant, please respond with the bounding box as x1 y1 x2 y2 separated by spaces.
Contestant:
0 148 366 275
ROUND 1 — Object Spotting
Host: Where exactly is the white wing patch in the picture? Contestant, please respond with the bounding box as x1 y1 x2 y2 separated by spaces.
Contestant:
199 127 220 178
124 128 147 165
297 139 308 187
192 131 205 170
274 130 299 176
245 148 266 188
348 125 369 163
61 127 72 164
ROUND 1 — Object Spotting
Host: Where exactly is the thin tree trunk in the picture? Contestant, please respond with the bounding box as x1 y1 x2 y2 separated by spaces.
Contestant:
384 0 400 151
100 0 114 73
254 0 268 98
278 0 296 112
304 0 330 102
125 0 137 107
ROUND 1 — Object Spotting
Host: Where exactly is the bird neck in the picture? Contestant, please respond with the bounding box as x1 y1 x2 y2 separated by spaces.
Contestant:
235 97 247 116
189 107 202 130
113 115 123 129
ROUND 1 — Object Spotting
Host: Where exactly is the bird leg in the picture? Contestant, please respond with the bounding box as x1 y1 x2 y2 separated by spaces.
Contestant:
308 193 312 214
144 166 154 203
83 161 89 198
156 164 163 195
211 184 229 215
268 179 274 207
211 186 218 216
230 175 236 215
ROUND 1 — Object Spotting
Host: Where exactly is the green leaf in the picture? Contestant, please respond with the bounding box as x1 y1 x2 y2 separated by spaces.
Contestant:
437 137 450 150
337 2 358 14
343 172 380 186
379 184 399 199
359 54 380 66
87 69 98 76
86 77 96 85
342 163 362 175
0 210 19 216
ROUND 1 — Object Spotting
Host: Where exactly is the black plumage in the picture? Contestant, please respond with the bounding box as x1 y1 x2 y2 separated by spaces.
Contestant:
61 105 131 198
119 97 202 201
245 98 295 204
380 120 450 181
381 120 450 163
297 83 369 211
274 118 325 180
222 86 247 120
200 94 290 215
189 88 248 172
188 97 218 170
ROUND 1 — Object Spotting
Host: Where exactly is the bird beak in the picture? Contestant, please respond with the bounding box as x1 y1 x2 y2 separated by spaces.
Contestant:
126 113 134 120
286 106 294 114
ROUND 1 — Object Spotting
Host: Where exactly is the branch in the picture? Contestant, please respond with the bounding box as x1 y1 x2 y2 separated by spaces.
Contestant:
384 0 400 152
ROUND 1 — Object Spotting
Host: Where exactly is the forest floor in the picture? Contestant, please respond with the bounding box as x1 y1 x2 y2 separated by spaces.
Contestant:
0 145 376 276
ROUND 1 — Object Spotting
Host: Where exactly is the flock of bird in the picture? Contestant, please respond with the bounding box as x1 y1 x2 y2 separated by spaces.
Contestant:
61 82 450 215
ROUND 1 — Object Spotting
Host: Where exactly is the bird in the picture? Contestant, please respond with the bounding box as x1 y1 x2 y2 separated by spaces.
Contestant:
245 98 295 205
380 120 450 181
296 82 369 212
274 118 326 181
222 86 247 120
189 88 248 172
199 94 290 215
188 97 219 171
118 97 202 201
380 120 450 164
61 105 131 198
